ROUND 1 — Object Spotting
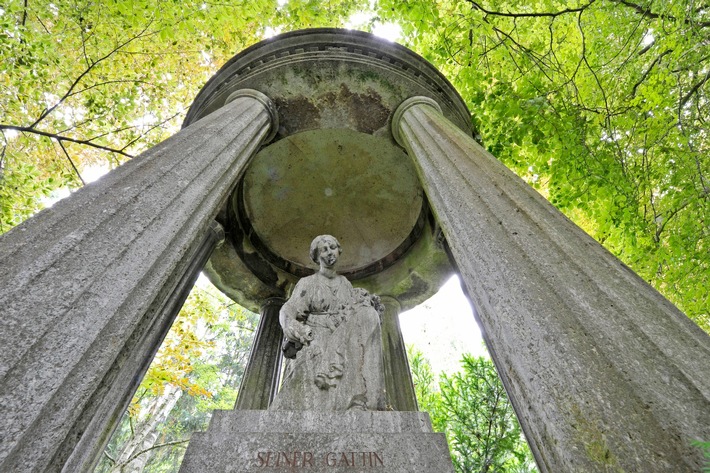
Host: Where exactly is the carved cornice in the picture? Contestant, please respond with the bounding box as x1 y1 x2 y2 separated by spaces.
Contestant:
183 28 472 138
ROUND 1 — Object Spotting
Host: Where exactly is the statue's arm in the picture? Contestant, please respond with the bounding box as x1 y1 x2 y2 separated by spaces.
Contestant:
280 279 313 344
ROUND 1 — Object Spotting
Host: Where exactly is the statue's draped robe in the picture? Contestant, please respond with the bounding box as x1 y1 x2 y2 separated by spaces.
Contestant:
270 273 386 411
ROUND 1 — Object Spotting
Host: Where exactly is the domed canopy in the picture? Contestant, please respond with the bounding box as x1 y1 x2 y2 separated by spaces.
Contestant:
183 29 473 311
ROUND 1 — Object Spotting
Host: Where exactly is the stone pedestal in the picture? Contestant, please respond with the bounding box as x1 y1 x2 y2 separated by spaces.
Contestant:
179 410 454 472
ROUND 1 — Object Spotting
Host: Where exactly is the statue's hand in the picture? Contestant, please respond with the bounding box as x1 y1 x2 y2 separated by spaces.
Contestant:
283 319 312 345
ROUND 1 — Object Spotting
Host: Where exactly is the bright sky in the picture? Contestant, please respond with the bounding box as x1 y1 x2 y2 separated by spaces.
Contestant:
399 275 488 376
263 8 403 43
345 11 402 43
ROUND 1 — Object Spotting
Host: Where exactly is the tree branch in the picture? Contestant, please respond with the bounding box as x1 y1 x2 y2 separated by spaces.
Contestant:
33 12 50 34
123 439 189 466
0 129 8 170
67 79 149 98
29 19 156 129
21 0 28 28
57 140 85 185
79 24 92 69
609 0 710 27
655 201 690 242
609 0 661 20
631 49 673 97
0 125 134 158
680 68 710 108
119 111 182 152
102 449 116 465
466 0 596 18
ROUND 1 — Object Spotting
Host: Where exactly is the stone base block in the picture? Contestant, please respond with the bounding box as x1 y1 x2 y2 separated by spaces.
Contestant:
179 410 454 472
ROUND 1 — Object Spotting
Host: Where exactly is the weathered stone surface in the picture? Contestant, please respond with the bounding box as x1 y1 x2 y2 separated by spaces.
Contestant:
0 90 277 472
355 219 454 310
392 96 710 472
179 410 454 473
241 128 423 277
203 240 285 313
63 220 225 472
206 410 436 434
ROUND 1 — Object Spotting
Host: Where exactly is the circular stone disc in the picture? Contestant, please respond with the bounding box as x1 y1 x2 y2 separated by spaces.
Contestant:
242 128 423 273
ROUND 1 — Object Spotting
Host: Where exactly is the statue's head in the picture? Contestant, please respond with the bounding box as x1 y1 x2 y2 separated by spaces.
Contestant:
310 234 342 266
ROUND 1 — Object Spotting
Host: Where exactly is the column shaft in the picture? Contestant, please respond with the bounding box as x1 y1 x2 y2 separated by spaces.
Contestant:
62 221 225 473
379 296 417 411
393 98 710 472
0 90 277 472
235 298 285 410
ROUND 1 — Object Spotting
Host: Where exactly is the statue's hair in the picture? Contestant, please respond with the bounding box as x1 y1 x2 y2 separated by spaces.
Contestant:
309 234 341 264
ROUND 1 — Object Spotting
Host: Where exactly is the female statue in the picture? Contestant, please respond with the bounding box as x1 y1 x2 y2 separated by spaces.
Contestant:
269 235 387 411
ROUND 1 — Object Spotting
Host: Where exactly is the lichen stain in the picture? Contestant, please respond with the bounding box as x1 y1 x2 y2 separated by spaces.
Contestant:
397 273 429 301
273 84 391 136
570 403 626 473
340 84 389 134
320 85 390 134
273 96 321 135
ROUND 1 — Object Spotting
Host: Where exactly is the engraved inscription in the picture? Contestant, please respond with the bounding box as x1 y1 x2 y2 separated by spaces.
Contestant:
255 451 315 468
255 451 384 468
324 452 384 467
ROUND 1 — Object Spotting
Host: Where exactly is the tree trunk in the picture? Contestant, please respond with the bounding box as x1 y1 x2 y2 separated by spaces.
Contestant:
109 386 182 473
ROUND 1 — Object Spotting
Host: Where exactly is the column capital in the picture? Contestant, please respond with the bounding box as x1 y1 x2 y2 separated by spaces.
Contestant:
261 297 286 310
207 220 226 247
391 96 442 148
226 89 279 143
377 295 401 310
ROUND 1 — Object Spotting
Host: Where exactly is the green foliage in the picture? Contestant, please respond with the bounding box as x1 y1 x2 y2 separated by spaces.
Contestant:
693 440 710 473
408 344 446 433
409 347 537 473
0 0 284 230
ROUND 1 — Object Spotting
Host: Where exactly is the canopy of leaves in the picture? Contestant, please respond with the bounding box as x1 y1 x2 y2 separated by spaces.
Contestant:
1 0 284 227
1 0 707 331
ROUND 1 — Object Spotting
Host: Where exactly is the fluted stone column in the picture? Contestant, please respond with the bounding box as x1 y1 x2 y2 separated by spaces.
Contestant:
379 296 417 411
64 220 226 473
0 89 277 473
235 298 285 410
392 97 710 472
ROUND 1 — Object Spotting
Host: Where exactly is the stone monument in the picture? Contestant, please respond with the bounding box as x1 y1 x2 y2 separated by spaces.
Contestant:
270 235 386 412
179 235 454 472
0 28 708 473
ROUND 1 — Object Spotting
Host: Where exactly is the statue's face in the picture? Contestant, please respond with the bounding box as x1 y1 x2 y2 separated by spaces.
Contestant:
317 237 340 268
